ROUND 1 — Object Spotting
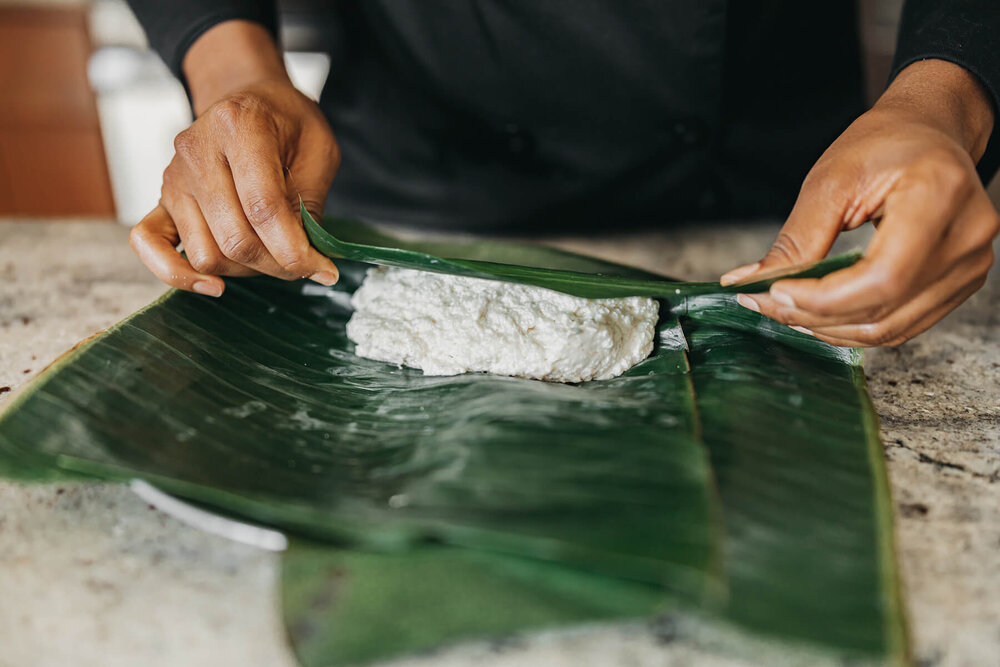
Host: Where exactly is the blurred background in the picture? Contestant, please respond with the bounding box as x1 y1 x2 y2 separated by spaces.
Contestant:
0 0 996 224
0 0 332 223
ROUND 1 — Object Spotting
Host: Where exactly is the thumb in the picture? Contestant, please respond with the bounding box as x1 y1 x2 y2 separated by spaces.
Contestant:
720 177 847 286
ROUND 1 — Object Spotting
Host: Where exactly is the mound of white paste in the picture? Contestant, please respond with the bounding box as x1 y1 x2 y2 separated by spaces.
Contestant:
346 266 659 383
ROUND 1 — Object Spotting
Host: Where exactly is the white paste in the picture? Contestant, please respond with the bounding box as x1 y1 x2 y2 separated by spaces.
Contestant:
346 267 658 383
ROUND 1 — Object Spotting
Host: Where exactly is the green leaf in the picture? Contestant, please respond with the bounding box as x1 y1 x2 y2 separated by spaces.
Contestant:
0 261 719 589
282 540 667 666
680 299 907 659
0 219 903 665
301 202 861 300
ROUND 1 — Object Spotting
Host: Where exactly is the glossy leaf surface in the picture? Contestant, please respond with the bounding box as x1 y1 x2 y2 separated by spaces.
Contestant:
681 295 906 659
0 225 904 665
302 203 861 300
0 260 717 587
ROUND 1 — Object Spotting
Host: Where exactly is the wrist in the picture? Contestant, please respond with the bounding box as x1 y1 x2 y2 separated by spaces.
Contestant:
875 59 995 162
183 20 292 115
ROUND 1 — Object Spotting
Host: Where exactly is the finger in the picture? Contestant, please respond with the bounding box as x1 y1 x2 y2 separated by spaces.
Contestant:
128 205 225 296
721 166 854 285
761 166 973 323
807 277 981 348
887 274 987 343
171 127 297 280
744 242 991 331
225 131 339 284
784 247 989 347
165 193 258 278
806 267 986 347
742 288 868 329
190 157 304 281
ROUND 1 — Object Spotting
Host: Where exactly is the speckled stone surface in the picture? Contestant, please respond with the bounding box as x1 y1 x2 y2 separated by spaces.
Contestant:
1 219 997 666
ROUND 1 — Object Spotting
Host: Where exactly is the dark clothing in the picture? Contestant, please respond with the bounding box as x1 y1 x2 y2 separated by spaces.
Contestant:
129 1 1000 233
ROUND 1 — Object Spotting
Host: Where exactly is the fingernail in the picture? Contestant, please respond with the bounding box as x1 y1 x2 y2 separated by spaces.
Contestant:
193 280 223 297
720 262 760 286
770 288 795 307
791 325 813 336
736 294 760 312
310 270 339 286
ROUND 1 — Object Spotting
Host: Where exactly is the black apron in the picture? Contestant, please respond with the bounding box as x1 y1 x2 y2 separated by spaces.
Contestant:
315 1 865 232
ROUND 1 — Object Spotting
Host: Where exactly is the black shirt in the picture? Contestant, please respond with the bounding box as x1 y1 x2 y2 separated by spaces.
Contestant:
128 1 1000 233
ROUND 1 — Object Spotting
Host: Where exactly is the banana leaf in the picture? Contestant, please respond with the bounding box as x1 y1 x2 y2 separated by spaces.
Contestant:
280 297 907 666
282 541 669 666
301 202 861 300
0 220 905 665
0 264 718 587
680 296 906 659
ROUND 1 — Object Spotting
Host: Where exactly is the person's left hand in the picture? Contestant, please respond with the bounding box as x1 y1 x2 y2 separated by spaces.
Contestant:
721 60 999 347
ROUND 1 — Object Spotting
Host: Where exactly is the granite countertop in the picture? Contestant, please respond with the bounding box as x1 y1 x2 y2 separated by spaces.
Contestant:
1 219 997 667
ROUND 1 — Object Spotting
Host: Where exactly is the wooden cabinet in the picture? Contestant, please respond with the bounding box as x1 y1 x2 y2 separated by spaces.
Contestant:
0 6 115 217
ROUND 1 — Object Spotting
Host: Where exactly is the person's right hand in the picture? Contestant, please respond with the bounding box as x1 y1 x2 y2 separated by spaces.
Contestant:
129 23 340 297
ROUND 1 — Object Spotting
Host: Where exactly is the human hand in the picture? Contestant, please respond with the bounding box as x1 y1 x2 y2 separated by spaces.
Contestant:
721 60 999 347
129 22 340 296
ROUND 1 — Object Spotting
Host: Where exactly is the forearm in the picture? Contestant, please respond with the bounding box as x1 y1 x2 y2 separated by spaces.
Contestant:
183 20 291 116
890 0 1000 180
127 0 278 84
874 59 995 162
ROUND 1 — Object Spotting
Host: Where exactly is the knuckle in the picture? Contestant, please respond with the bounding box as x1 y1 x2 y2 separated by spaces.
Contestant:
277 245 311 274
244 195 283 227
219 234 262 264
188 248 224 274
766 232 806 265
856 322 897 347
210 99 247 132
883 335 909 348
210 94 271 133
172 130 199 159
